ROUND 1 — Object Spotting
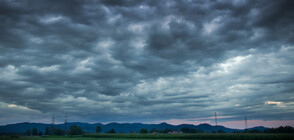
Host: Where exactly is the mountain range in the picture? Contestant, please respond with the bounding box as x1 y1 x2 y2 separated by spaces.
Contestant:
0 122 267 133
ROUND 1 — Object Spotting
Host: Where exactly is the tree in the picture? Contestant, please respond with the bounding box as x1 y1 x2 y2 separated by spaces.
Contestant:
181 127 189 133
69 125 83 135
45 127 49 135
163 128 173 133
106 128 116 133
217 129 225 133
196 129 204 133
96 126 102 133
248 129 261 133
140 128 148 133
180 127 197 133
38 131 43 136
189 128 196 133
265 126 294 133
149 128 158 133
50 126 56 135
26 129 31 136
32 128 38 136
56 128 65 135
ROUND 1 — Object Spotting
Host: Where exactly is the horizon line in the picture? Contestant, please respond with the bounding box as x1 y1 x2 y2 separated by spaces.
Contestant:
0 121 268 130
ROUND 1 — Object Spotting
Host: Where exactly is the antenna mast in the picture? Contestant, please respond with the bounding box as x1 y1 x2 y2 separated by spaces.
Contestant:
215 112 217 126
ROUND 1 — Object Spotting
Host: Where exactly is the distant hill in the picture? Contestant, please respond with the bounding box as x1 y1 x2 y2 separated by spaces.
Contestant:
0 122 267 133
248 126 268 131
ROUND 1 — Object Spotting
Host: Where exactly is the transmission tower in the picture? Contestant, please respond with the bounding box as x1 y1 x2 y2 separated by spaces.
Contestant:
245 113 248 130
64 113 67 135
215 112 217 126
52 115 55 126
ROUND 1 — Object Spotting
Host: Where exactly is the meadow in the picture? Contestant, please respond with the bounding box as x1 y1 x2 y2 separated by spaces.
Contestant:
1 133 294 140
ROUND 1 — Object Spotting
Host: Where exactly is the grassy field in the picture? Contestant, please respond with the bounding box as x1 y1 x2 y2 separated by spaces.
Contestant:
1 133 294 140
84 133 294 140
0 136 134 140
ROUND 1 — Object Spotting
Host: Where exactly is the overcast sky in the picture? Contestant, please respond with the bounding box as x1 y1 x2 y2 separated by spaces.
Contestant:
1 0 294 129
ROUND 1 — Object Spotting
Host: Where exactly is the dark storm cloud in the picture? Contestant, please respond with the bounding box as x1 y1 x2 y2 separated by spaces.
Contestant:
0 0 294 125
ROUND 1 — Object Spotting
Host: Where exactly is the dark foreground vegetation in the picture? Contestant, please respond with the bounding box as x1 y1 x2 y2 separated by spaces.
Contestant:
2 125 292 136
1 133 294 140
1 125 294 140
84 133 294 140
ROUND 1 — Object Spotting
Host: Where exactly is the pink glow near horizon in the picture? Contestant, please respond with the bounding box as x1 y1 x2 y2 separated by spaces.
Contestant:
153 119 211 125
158 119 294 129
219 120 294 129
2 118 294 130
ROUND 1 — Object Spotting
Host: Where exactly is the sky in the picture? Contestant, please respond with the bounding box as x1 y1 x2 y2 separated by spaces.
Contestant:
0 0 294 129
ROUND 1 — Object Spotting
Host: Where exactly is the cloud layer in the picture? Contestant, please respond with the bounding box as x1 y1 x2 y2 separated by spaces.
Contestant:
1 0 294 128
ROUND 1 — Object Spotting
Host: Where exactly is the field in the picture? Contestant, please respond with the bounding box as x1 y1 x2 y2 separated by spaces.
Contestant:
1 133 294 140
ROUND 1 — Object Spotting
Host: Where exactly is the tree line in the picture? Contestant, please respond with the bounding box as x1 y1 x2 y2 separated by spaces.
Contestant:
232 126 294 133
24 125 103 136
25 125 85 136
6 125 294 136
141 126 294 134
264 126 294 133
141 127 205 133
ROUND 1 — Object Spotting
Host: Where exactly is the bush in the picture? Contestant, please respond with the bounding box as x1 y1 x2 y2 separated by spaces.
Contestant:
140 128 148 133
106 129 116 133
69 125 83 135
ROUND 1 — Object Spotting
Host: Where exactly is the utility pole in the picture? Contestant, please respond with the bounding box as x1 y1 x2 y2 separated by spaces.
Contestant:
215 112 217 126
